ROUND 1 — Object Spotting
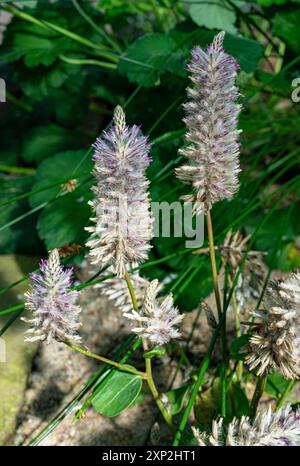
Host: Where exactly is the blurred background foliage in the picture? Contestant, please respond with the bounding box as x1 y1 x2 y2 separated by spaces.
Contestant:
0 0 300 311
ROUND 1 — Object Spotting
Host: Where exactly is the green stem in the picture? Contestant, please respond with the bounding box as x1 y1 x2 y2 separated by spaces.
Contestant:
0 164 36 175
64 341 147 378
71 0 122 53
249 375 267 419
124 271 175 434
206 209 226 417
145 358 175 434
173 310 226 445
276 379 295 410
59 54 117 70
2 5 118 62
226 265 243 383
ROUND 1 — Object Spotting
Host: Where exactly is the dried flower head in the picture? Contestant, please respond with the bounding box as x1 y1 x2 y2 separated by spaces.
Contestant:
86 106 153 277
124 279 183 346
23 249 82 344
203 302 218 330
220 229 266 313
176 31 241 212
193 404 300 446
95 265 163 314
246 273 300 379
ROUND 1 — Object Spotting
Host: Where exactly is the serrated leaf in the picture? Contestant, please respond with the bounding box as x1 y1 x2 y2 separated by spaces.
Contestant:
189 0 237 34
20 62 78 100
166 385 190 415
7 22 70 67
118 33 176 87
29 149 92 208
91 366 142 417
22 124 81 163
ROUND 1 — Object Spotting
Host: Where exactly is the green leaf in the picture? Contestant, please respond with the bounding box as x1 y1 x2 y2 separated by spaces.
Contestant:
230 383 249 418
118 33 175 87
143 347 166 359
166 385 190 415
230 335 249 361
189 0 237 34
22 125 81 163
0 175 43 255
256 0 287 5
29 149 92 209
118 25 262 88
91 366 142 417
273 9 300 52
266 372 290 398
37 183 92 249
194 378 221 424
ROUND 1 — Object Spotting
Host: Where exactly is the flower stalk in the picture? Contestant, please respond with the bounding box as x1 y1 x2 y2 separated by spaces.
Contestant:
206 209 227 417
64 341 147 378
124 271 175 433
249 375 267 420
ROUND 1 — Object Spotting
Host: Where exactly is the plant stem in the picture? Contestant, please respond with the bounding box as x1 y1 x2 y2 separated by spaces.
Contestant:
224 265 243 384
59 54 117 70
206 209 227 417
64 341 147 378
206 210 222 317
249 375 267 419
145 358 175 433
124 270 175 433
276 379 295 410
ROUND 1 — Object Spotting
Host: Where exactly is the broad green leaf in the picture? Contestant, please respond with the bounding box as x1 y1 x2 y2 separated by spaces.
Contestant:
20 62 78 100
0 175 42 254
22 124 81 163
189 0 237 34
3 22 70 67
91 366 142 417
118 26 262 88
273 9 300 52
29 150 92 208
118 33 175 87
37 183 92 249
166 385 190 415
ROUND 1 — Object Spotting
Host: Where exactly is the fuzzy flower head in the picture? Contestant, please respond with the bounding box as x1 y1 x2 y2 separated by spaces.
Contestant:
246 273 300 379
176 31 241 212
23 249 82 344
193 404 300 446
124 279 183 347
86 106 153 277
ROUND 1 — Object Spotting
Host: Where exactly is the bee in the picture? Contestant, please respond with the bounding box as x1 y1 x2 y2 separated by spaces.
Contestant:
58 244 83 258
